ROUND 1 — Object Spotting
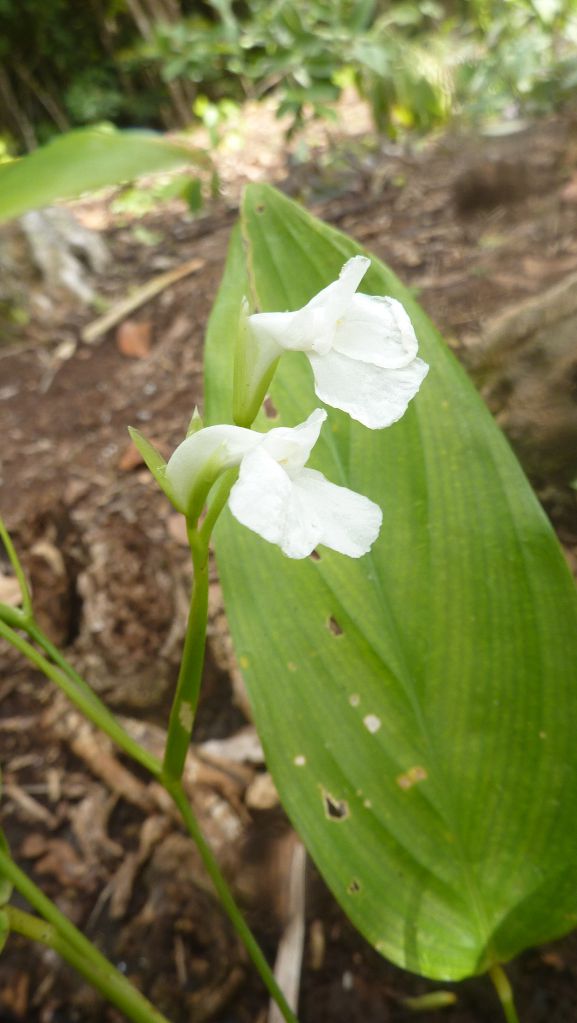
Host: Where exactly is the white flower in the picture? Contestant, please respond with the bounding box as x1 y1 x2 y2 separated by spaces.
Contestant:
164 409 382 559
246 256 429 429
228 409 382 559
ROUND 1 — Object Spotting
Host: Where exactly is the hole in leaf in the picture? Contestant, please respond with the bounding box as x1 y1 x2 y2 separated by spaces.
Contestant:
347 879 361 894
263 396 278 419
255 203 266 214
322 790 349 821
309 549 321 562
327 616 343 636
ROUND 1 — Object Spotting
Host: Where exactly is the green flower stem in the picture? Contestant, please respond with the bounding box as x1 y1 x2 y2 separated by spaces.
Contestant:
161 506 299 1021
199 469 237 545
167 780 299 1023
489 963 521 1023
0 515 33 619
162 525 209 781
3 904 171 1023
0 603 28 630
0 619 161 780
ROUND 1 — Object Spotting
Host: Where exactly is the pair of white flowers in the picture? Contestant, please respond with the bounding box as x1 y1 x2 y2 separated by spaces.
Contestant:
159 256 428 559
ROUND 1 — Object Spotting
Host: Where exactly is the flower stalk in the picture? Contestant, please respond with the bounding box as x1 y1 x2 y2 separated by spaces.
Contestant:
0 515 33 620
162 523 210 782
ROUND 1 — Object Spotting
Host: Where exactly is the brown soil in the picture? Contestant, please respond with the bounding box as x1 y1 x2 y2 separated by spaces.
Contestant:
1 98 577 1022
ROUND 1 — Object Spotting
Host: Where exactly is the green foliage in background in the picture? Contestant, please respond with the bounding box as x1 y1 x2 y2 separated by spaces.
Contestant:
0 126 204 223
0 0 576 152
137 0 577 136
138 0 450 136
0 0 184 151
456 0 577 121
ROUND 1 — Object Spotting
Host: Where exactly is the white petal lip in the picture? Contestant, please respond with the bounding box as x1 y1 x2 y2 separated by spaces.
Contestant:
309 351 429 430
228 446 297 550
228 419 382 560
293 469 382 558
332 294 419 368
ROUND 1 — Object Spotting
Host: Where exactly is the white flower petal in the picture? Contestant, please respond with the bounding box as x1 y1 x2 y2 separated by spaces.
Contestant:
245 258 428 431
247 257 371 358
248 305 332 356
166 424 257 512
293 469 382 558
289 255 370 355
229 447 382 559
246 310 296 351
228 409 383 558
333 294 419 368
229 446 322 557
298 255 370 321
309 350 429 429
260 408 326 475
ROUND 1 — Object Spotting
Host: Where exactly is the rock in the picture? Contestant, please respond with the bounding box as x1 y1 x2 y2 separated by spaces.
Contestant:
0 573 22 606
560 174 577 205
245 771 279 810
466 271 577 485
0 207 109 336
20 207 109 303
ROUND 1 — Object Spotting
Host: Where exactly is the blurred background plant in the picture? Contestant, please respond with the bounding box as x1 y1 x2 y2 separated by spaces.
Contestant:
0 0 576 155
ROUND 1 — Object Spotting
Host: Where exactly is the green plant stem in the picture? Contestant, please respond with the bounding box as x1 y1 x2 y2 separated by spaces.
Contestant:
0 869 171 1023
161 504 299 1020
162 525 209 781
0 618 161 780
0 603 28 630
489 963 520 1023
167 780 299 1023
200 468 237 544
0 514 33 618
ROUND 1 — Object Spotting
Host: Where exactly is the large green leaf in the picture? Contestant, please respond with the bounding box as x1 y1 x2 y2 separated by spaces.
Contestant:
204 185 577 981
0 127 206 223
